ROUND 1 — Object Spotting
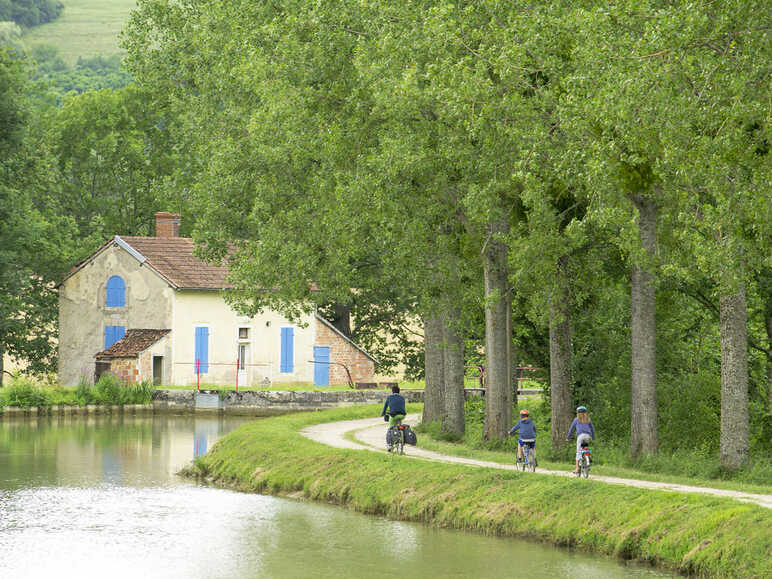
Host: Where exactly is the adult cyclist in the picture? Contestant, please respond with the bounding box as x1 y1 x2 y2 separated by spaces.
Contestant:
381 385 406 450
566 405 595 474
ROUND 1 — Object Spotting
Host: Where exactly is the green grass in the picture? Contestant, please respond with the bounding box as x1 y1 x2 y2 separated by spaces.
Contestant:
0 374 153 408
186 404 772 578
416 429 772 495
417 397 771 492
22 0 137 65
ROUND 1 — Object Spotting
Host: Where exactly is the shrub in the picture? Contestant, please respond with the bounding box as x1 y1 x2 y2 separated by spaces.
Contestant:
1 376 50 408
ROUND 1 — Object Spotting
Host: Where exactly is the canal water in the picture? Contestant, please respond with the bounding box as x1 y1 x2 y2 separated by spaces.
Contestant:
0 414 675 578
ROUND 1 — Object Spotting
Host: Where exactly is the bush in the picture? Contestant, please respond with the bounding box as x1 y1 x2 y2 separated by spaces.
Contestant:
0 376 50 408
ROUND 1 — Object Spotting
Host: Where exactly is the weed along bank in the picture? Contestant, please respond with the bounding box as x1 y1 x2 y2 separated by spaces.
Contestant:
57 212 378 389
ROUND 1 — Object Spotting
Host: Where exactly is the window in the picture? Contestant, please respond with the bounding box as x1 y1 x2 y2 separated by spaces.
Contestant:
238 327 250 340
106 276 126 307
104 325 125 349
195 326 209 373
238 344 248 370
280 327 294 373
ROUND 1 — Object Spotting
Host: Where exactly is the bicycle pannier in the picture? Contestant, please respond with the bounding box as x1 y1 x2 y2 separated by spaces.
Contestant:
403 426 417 446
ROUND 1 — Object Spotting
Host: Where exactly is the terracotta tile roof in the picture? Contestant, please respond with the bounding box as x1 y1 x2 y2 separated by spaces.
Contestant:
96 329 170 359
120 236 232 289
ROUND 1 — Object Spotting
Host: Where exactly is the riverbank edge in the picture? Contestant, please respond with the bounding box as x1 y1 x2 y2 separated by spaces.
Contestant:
183 405 771 578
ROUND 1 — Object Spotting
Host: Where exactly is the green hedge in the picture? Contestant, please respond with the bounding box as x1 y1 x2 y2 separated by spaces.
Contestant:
189 405 771 578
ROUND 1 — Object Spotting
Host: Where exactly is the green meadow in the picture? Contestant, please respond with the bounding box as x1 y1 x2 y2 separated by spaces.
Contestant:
22 0 136 65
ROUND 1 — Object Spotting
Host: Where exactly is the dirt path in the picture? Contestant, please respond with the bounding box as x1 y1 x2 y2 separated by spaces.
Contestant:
301 414 772 509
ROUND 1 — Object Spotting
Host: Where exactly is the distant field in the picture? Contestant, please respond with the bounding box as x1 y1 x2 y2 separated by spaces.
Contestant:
22 0 137 65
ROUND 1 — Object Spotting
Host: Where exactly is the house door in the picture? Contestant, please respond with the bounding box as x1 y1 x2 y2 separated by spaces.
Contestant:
153 356 163 386
313 346 330 387
238 344 248 386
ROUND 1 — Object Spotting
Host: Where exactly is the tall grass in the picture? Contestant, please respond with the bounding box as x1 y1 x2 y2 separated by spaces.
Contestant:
0 374 154 408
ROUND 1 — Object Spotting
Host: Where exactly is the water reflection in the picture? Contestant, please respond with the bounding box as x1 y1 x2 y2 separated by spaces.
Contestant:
0 415 675 578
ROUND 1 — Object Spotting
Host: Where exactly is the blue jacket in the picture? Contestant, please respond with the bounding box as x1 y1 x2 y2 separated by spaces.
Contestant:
566 418 595 440
381 393 406 416
508 418 536 439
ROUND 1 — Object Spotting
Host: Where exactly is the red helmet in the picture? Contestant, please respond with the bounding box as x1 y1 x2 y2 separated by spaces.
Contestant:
520 409 529 417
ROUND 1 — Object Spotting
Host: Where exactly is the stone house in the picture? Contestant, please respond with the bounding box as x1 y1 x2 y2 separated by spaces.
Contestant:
58 213 376 387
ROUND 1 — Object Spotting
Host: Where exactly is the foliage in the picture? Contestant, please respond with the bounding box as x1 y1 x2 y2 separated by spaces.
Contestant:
74 374 154 406
0 0 63 28
0 47 75 378
0 375 49 407
0 374 154 407
29 47 132 100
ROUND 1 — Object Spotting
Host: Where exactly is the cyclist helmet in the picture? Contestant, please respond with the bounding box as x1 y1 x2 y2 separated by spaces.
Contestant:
576 405 587 412
520 409 529 417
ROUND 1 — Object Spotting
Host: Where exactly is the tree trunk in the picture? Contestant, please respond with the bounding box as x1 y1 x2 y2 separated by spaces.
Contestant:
483 218 512 441
0 346 4 388
720 285 749 470
442 304 465 437
549 256 573 449
422 313 445 426
630 194 658 459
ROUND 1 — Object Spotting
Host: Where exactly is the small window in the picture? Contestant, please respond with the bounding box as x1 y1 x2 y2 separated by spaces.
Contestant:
238 327 250 340
106 276 126 307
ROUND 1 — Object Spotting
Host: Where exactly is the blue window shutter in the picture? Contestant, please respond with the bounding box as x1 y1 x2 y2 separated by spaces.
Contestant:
106 276 126 307
104 326 125 349
195 327 209 373
280 327 294 373
314 346 330 387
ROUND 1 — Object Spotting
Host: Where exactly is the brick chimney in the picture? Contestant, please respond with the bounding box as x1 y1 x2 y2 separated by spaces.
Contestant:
155 212 181 237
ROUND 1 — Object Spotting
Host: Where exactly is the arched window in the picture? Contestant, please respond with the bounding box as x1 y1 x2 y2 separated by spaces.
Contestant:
106 276 126 307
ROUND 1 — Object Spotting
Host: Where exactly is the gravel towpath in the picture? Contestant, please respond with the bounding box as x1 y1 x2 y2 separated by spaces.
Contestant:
300 414 772 509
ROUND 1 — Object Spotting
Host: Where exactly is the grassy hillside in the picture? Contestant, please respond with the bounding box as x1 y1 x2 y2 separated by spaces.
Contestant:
22 0 136 65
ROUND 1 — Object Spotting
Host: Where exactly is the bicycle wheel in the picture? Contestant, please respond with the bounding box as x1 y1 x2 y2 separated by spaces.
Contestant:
396 431 405 455
518 453 526 471
581 456 590 478
528 447 536 472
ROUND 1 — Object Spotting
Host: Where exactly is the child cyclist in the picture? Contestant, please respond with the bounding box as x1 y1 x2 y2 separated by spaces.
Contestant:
566 405 595 473
508 409 536 463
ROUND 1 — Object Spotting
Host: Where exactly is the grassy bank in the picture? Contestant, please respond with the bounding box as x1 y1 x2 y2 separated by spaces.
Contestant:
187 405 771 578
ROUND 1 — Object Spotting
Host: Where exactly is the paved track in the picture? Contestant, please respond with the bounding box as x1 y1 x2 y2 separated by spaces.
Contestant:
301 414 772 509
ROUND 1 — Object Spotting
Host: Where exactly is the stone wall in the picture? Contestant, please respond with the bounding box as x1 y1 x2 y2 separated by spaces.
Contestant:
151 388 424 415
109 358 139 383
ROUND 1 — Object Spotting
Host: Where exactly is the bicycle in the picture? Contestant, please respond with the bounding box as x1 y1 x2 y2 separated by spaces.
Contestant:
387 417 405 455
576 442 592 478
516 440 536 472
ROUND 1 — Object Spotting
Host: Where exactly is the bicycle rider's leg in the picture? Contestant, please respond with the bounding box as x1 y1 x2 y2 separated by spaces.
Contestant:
517 440 524 460
576 433 591 471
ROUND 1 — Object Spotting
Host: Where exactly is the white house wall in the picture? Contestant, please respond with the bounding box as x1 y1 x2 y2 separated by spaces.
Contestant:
171 291 316 386
58 244 173 386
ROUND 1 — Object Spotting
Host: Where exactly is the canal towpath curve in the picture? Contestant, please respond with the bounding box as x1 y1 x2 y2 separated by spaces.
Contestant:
300 414 772 510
